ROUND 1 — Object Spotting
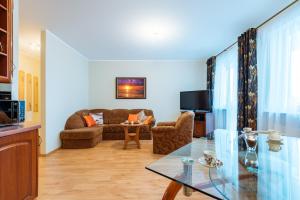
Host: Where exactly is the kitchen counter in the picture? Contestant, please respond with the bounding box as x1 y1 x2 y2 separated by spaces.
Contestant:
0 122 40 200
0 123 41 138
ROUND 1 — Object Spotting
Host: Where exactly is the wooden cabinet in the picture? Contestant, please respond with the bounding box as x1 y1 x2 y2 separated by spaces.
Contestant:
0 0 12 83
193 112 214 138
0 125 40 200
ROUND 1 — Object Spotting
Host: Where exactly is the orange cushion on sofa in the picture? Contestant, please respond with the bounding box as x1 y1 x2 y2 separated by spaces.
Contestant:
143 116 153 125
83 115 96 127
128 114 138 122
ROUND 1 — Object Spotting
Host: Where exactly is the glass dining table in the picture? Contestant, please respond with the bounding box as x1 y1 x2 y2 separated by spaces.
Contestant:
146 129 300 200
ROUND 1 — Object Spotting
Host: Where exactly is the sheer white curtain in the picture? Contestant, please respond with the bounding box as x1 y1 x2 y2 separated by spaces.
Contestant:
257 2 300 137
213 44 238 131
257 137 300 199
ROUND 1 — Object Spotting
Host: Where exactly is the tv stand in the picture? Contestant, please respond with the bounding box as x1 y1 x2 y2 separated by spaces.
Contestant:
181 110 214 138
193 111 214 138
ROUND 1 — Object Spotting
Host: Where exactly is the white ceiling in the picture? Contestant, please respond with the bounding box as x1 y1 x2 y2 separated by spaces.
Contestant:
20 0 293 60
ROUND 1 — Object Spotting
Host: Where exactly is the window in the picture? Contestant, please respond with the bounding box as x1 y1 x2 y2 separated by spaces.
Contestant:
290 49 300 113
213 44 238 131
257 2 300 137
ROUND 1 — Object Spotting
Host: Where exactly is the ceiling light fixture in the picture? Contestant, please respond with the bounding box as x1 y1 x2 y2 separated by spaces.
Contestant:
129 17 179 46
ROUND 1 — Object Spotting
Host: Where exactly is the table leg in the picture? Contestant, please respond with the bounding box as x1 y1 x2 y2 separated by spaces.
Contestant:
162 181 182 200
123 127 129 149
135 126 141 149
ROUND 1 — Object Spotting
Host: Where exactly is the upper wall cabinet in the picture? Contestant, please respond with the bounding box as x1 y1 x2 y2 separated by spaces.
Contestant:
0 0 12 83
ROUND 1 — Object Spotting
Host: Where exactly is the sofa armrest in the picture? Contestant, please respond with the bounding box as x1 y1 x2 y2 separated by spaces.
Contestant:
157 121 176 127
152 126 176 134
150 118 156 127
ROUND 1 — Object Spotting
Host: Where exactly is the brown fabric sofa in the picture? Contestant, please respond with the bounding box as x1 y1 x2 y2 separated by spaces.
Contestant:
60 109 155 148
91 109 155 140
152 111 195 154
60 127 103 149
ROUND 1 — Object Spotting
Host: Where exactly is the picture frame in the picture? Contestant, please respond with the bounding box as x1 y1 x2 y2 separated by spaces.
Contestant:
116 77 147 99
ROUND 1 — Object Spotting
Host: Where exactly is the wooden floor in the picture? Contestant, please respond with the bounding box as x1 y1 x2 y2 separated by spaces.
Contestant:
38 140 213 200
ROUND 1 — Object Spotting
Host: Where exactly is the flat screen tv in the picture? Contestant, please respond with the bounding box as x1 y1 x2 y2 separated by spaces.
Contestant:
180 90 212 111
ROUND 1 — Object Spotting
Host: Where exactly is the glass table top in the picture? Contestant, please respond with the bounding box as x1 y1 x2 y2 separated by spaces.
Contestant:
146 130 300 200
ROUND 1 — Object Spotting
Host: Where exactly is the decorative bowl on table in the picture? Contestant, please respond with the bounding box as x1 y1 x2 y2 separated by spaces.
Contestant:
267 130 282 142
267 141 282 152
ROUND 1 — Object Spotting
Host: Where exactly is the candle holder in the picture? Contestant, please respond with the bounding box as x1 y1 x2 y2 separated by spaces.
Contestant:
181 157 194 197
243 132 257 152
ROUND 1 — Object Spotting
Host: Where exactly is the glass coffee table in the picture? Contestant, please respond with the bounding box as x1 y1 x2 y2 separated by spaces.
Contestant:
146 129 300 200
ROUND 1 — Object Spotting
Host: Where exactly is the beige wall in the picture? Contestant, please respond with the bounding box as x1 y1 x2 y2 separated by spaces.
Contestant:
19 50 41 123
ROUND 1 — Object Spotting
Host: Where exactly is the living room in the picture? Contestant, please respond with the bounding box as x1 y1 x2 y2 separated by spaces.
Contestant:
1 0 300 200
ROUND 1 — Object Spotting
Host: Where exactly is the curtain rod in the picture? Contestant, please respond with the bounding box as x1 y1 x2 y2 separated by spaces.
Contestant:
215 0 299 57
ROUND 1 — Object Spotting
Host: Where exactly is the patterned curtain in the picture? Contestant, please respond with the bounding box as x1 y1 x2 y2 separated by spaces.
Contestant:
237 28 258 131
207 56 216 109
206 56 216 91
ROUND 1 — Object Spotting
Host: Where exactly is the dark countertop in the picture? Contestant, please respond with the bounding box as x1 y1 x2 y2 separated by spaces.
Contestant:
0 123 41 138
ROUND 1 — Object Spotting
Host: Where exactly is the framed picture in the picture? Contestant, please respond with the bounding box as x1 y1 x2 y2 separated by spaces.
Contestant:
33 76 39 112
26 73 33 111
18 70 25 100
116 77 146 99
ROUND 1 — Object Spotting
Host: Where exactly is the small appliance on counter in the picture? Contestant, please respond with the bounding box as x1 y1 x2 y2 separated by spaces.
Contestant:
0 91 12 100
0 100 25 127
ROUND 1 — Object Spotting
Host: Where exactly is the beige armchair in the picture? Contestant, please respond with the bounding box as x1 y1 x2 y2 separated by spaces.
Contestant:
152 111 195 154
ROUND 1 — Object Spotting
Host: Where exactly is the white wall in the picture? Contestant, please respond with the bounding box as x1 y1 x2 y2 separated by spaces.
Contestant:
41 30 89 154
89 60 206 122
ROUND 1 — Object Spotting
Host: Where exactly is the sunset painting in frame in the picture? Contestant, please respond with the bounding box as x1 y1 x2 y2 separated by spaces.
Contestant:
116 77 146 99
